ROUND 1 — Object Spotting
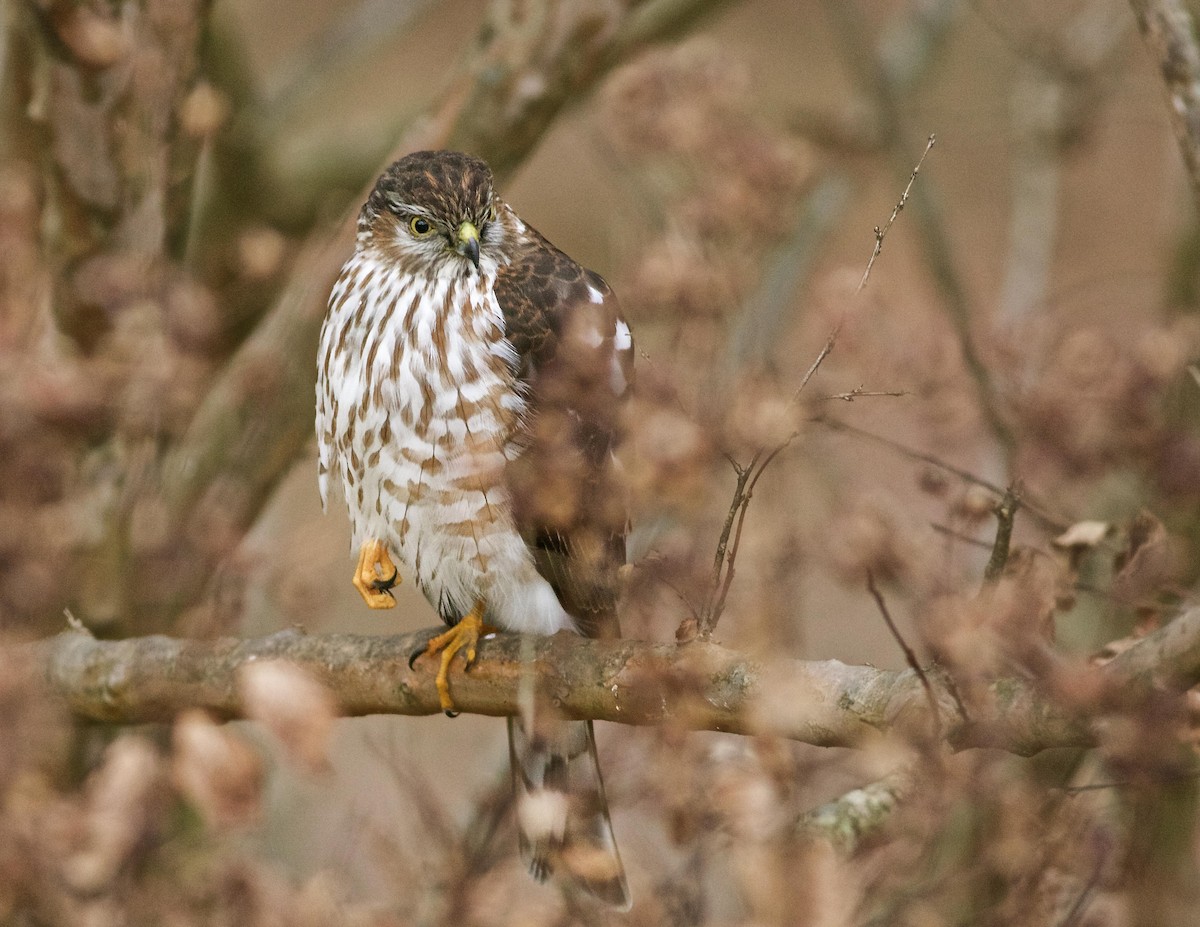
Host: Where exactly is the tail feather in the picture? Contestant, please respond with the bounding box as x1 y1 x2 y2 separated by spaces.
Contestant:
507 716 630 909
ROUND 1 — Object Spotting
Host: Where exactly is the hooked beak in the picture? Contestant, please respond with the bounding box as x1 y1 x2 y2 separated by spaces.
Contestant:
456 221 481 270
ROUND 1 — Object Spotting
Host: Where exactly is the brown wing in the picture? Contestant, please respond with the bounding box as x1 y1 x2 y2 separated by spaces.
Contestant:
496 226 633 640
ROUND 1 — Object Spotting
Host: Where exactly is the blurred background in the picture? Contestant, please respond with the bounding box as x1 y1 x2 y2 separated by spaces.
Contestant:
3 0 1200 924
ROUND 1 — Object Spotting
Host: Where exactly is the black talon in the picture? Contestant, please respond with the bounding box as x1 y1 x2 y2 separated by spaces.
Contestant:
371 568 398 592
408 644 426 670
444 709 459 718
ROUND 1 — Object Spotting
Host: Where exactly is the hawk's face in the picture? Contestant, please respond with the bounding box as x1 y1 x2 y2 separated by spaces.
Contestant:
358 150 509 277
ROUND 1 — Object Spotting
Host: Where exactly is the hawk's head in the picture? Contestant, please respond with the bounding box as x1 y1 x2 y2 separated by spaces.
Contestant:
359 150 505 274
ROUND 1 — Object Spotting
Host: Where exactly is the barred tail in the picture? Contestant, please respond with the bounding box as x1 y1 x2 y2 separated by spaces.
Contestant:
507 716 630 909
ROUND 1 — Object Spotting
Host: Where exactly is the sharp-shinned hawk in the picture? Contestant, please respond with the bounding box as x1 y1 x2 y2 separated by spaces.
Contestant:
315 150 632 907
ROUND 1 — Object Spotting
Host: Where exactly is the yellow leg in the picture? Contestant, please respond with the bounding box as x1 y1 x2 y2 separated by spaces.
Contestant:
353 539 399 609
409 603 496 715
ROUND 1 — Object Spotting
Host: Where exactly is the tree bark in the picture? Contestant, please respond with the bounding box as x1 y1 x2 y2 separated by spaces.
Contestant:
26 606 1200 757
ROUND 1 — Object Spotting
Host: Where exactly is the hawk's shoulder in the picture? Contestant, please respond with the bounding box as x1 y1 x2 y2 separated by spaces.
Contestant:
494 226 625 384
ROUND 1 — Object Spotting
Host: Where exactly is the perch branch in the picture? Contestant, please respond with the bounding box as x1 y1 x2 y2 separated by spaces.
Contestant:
24 606 1200 758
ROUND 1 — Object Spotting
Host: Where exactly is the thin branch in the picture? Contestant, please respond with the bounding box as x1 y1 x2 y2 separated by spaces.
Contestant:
24 605 1200 757
820 386 910 402
857 134 936 292
698 461 752 635
816 415 1068 534
697 180 854 638
692 358 843 634
700 136 933 636
1056 840 1109 927
982 486 1021 586
1060 769 1200 794
793 326 842 401
930 523 993 549
866 571 941 744
824 0 1016 456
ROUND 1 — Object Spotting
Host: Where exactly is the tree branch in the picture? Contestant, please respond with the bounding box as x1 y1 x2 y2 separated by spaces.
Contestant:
1129 0 1200 216
26 607 1200 757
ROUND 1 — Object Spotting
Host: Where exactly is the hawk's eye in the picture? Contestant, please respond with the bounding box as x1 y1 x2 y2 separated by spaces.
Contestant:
409 216 433 236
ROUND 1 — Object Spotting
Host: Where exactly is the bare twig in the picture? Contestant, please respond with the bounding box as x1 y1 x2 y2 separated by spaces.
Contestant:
700 141 933 635
866 571 941 744
982 486 1021 586
794 326 842 401
23 604 1200 756
698 461 754 636
1060 769 1200 794
816 415 1068 534
820 386 910 402
824 0 1016 457
857 134 936 293
930 523 993 550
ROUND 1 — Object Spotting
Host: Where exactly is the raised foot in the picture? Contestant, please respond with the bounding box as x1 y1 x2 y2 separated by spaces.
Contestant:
408 604 496 716
353 539 399 609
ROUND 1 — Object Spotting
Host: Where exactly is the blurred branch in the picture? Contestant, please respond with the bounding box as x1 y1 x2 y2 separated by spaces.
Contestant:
996 65 1064 328
28 606 1200 756
722 174 852 379
1129 0 1200 215
258 0 436 130
796 766 913 852
997 11 1127 331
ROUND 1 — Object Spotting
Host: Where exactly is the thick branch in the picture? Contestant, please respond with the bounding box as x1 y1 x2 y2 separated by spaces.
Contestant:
27 607 1200 756
1129 0 1200 215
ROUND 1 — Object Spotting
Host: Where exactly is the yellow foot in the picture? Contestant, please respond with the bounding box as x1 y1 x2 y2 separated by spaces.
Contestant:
353 539 399 609
408 604 496 716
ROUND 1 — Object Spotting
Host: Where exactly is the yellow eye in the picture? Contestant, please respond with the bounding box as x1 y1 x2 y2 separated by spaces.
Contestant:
409 216 433 236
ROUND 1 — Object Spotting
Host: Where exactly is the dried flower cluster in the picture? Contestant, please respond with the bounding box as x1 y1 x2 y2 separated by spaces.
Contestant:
0 648 382 926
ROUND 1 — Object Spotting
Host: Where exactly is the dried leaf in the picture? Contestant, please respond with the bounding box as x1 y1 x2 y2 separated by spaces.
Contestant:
1052 521 1110 549
64 736 166 892
172 710 263 829
238 660 337 773
1111 511 1179 607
